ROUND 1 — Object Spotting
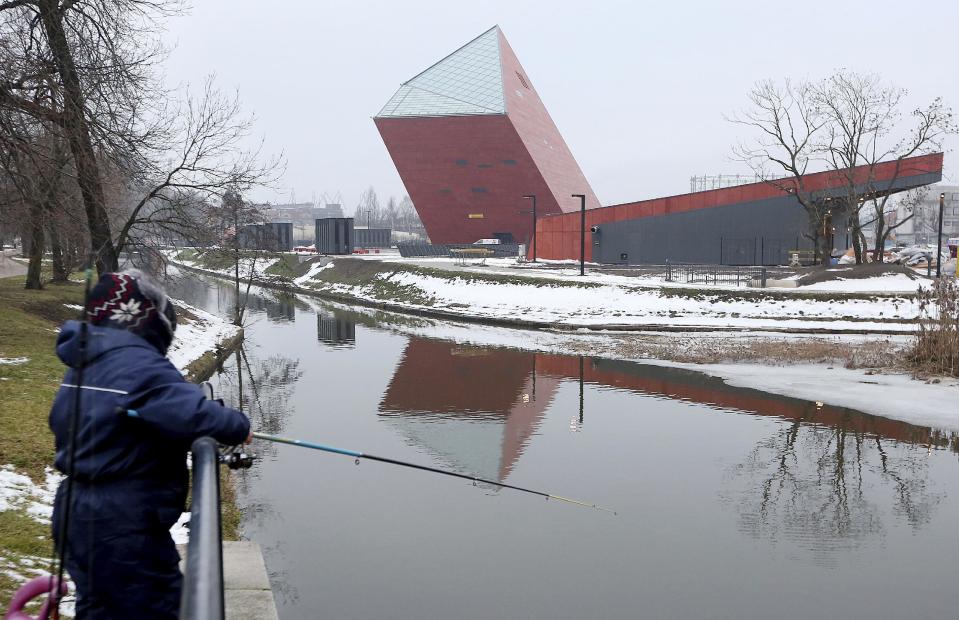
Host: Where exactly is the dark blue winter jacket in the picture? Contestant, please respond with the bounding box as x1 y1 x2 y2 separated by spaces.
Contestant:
49 321 249 521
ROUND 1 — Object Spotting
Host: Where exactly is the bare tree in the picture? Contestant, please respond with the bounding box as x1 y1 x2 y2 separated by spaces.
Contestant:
354 186 382 228
112 77 281 264
732 73 955 265
1 1 279 278
730 80 833 263
812 71 954 262
0 98 72 288
0 0 161 273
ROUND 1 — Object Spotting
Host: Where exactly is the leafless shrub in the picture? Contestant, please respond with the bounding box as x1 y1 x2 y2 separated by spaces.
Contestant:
911 278 959 376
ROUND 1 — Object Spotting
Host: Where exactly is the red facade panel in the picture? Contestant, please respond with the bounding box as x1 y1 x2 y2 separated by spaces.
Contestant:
498 32 601 214
375 115 558 244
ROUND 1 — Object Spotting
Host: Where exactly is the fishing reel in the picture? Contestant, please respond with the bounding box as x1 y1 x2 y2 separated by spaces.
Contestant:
221 450 256 470
200 382 258 470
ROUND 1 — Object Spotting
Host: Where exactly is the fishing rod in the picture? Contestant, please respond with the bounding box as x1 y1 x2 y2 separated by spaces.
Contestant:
252 431 616 514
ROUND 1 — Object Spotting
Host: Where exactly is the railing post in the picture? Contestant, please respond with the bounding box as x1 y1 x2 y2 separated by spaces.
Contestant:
180 437 224 620
665 259 671 282
761 267 768 288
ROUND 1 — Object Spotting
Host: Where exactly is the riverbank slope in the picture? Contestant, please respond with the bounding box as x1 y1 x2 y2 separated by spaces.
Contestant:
172 250 926 334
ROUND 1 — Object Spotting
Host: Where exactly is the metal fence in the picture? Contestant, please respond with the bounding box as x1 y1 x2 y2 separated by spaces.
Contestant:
180 436 224 620
397 243 521 259
663 262 792 287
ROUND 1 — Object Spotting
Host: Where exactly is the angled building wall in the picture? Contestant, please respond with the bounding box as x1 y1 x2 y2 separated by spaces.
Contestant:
374 26 599 245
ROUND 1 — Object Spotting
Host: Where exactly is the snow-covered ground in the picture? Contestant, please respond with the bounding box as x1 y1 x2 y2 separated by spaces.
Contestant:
169 249 931 332
167 301 242 375
297 261 923 333
167 248 282 283
355 253 934 294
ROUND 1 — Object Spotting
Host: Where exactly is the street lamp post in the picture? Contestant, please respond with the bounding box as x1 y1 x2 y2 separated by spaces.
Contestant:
572 194 586 276
936 192 945 278
522 195 537 262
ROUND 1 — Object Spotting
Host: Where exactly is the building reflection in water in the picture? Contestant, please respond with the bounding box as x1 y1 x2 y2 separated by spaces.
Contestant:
379 336 956 560
316 311 356 348
379 339 560 483
163 270 299 324
246 292 296 323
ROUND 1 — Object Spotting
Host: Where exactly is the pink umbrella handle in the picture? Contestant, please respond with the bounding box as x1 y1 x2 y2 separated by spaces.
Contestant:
4 576 68 620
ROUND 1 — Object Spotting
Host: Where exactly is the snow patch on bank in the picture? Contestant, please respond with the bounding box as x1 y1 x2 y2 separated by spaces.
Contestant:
795 273 927 293
352 269 920 331
0 357 29 365
293 259 333 286
0 466 59 523
166 301 241 375
688 363 959 431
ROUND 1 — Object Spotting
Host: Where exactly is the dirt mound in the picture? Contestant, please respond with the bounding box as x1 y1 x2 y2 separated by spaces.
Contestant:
796 262 924 286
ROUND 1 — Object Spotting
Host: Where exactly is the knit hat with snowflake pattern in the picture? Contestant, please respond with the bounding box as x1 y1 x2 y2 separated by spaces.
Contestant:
85 269 178 355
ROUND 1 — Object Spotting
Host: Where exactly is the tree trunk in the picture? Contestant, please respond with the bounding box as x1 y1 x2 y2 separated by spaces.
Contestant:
873 218 886 263
47 220 68 282
25 202 45 290
37 0 118 274
851 228 863 264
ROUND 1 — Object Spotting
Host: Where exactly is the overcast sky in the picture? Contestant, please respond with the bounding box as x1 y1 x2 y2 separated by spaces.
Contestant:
163 0 959 209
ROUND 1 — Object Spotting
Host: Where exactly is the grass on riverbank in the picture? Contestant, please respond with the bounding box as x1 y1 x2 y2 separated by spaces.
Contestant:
0 274 84 601
0 275 84 480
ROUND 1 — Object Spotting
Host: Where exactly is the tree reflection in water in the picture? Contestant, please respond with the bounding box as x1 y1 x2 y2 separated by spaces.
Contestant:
214 344 304 607
723 403 951 566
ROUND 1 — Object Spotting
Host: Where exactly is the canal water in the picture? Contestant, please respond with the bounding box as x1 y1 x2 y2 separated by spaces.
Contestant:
169 274 959 620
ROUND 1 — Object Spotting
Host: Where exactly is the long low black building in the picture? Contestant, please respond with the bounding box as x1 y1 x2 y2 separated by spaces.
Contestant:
237 223 294 252
354 228 392 248
534 153 945 265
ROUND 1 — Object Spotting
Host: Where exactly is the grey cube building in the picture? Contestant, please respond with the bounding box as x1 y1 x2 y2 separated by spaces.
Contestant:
315 218 354 255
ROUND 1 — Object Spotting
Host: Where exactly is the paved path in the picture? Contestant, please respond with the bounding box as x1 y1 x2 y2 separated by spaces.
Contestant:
0 249 26 278
223 541 279 620
178 541 279 619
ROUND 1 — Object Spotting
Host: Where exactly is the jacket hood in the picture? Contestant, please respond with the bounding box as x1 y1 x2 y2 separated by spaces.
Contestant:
56 320 159 369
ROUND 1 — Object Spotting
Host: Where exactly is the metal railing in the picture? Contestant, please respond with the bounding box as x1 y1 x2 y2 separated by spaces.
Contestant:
180 436 224 620
664 262 791 287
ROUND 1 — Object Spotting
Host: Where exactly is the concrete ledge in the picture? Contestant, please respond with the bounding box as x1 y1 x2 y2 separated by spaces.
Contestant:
178 541 278 619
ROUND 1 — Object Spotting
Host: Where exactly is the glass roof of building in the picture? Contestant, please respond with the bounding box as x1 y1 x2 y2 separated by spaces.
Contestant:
376 27 505 118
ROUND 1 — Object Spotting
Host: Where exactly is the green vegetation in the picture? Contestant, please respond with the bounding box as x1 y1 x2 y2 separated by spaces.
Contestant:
175 248 199 262
0 274 83 603
306 257 604 291
0 275 84 480
263 254 308 279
